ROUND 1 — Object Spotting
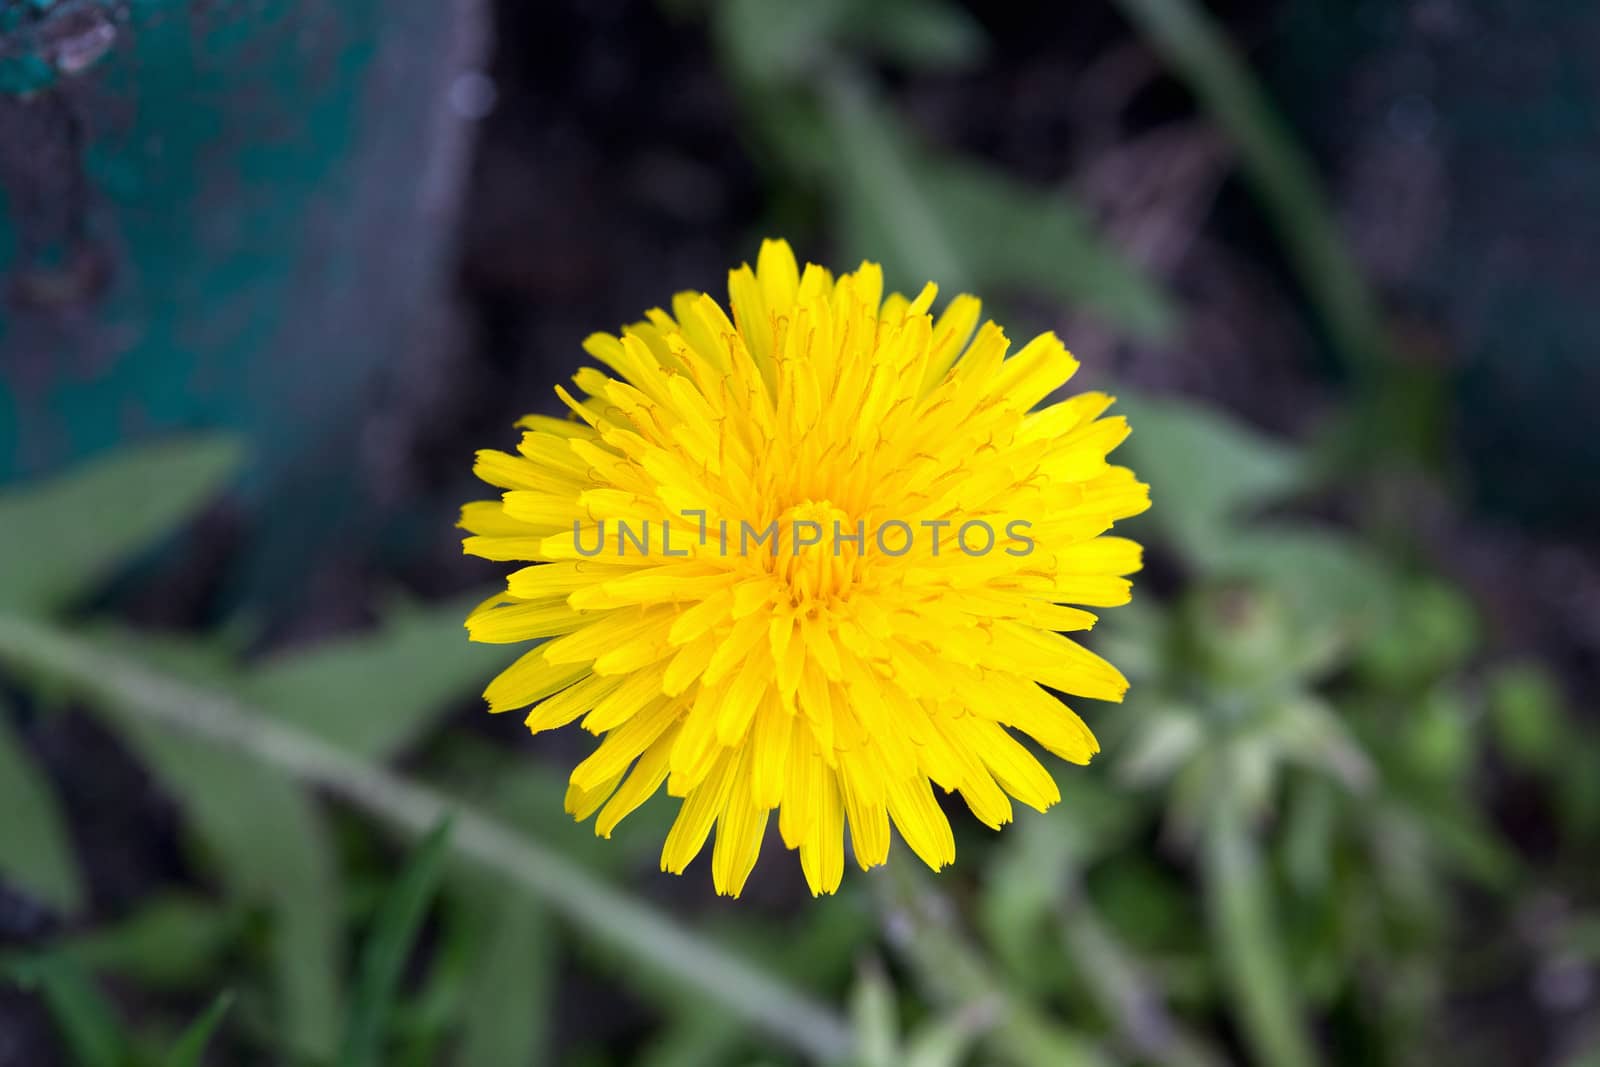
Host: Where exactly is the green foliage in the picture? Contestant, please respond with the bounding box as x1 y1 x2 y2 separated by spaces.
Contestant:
0 437 241 614
1114 393 1307 565
1203 813 1318 1067
240 595 509 760
338 819 452 1067
0 440 505 1064
848 961 897 1067
35 595 515 1062
715 0 983 83
163 993 234 1067
51 895 238 989
0 697 82 912
846 957 993 1067
1487 661 1565 773
4 953 235 1067
5 954 124 1067
451 888 556 1067
823 83 1176 338
125 725 346 1058
711 0 1176 339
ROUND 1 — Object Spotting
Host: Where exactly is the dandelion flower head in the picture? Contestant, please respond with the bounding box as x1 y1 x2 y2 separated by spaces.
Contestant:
462 239 1150 896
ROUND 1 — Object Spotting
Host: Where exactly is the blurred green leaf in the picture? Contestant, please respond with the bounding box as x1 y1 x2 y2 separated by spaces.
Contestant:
879 867 1113 1067
86 594 504 763
914 157 1175 337
57 894 237 989
0 437 242 614
1115 394 1306 564
388 883 486 1067
1203 813 1320 1067
903 999 996 1067
634 1013 746 1067
1486 661 1566 773
1555 736 1600 841
452 887 555 1067
716 0 849 84
1358 579 1479 688
1404 687 1474 789
1267 694 1373 794
980 817 1073 988
850 960 900 1067
5 954 125 1067
1280 778 1336 896
164 991 234 1067
823 77 967 289
437 737 672 879
1091 597 1170 683
241 594 508 760
1180 585 1299 687
822 78 1175 337
1088 856 1201 963
841 0 986 70
1413 801 1519 891
1211 526 1392 639
0 700 83 912
388 885 474 1067
980 781 1142 994
1057 891 1225 1067
77 623 244 686
119 723 343 1060
1116 707 1205 790
715 0 983 82
714 0 1168 336
339 819 452 1067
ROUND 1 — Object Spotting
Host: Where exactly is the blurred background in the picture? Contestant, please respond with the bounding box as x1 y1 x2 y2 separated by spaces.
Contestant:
1 0 1598 1064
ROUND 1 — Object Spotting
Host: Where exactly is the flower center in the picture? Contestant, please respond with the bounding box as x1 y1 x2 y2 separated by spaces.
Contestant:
768 500 861 608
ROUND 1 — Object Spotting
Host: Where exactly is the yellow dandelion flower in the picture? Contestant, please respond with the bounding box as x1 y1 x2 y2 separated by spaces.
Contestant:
461 239 1150 897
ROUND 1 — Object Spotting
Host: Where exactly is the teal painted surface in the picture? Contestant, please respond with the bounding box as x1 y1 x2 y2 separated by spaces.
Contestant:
0 1 119 95
0 0 478 603
4 0 375 478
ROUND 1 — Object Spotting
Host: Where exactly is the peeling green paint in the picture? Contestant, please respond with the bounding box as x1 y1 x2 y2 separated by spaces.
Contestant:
0 0 124 94
0 0 485 608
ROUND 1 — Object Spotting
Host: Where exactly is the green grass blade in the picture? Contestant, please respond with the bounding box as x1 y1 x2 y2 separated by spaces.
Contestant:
339 819 454 1067
164 991 234 1067
5 955 125 1067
